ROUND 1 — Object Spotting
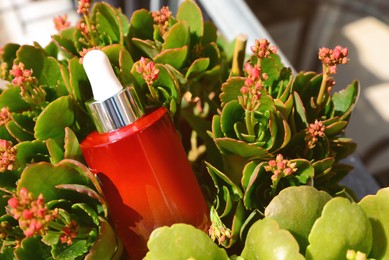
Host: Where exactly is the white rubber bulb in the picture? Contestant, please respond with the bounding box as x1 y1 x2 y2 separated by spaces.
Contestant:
83 50 123 101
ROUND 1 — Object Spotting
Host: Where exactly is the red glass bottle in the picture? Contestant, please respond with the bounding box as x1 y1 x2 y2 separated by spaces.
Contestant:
80 50 209 259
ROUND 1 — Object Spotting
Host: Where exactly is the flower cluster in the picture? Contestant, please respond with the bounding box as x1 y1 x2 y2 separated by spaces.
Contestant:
0 107 11 126
306 120 326 148
316 46 349 106
250 38 277 60
9 62 46 106
208 208 232 245
0 139 17 172
264 154 297 182
136 57 160 86
152 6 172 35
7 188 55 237
77 0 93 15
60 220 78 245
318 46 349 75
53 14 71 31
238 63 267 111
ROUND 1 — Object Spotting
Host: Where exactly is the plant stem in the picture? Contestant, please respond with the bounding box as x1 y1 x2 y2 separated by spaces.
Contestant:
245 110 255 136
84 15 98 46
316 64 327 107
230 34 247 77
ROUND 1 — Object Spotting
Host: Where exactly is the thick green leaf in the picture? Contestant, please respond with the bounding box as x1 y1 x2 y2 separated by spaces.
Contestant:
85 217 121 259
186 57 210 78
51 27 79 58
93 3 122 44
51 239 88 259
17 160 91 202
64 127 83 161
210 115 223 138
220 100 244 138
15 45 45 79
220 77 245 107
130 9 154 40
72 203 100 226
358 188 389 260
6 120 34 142
56 184 106 211
47 138 64 164
1 43 20 66
306 197 373 260
132 38 160 59
265 186 332 253
40 57 68 97
11 112 34 134
145 223 229 260
34 96 74 145
202 21 217 45
323 120 347 136
215 138 270 159
176 0 204 43
68 57 91 102
0 86 30 112
332 80 359 120
14 236 52 260
154 64 180 101
154 46 188 70
15 140 49 167
205 161 243 200
162 21 190 50
241 218 304 260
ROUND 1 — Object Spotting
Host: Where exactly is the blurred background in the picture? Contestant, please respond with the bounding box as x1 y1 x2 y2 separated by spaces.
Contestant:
1 0 389 187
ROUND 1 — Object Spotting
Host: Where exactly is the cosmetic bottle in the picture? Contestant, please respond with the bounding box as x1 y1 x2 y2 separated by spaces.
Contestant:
80 50 209 259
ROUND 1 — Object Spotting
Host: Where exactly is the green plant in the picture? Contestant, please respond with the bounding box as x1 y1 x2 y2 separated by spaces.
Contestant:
146 186 389 260
0 0 381 258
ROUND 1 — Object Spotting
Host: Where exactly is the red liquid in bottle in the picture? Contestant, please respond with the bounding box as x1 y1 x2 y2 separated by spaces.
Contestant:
80 107 209 259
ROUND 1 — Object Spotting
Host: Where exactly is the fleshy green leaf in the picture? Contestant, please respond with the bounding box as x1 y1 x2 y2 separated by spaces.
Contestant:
332 80 359 120
17 160 91 202
306 197 373 260
85 217 122 259
154 46 188 70
220 77 245 107
64 127 83 161
176 0 204 43
358 187 389 259
162 21 190 50
51 240 88 259
130 9 154 40
145 224 229 260
186 58 210 78
14 236 52 259
0 86 30 112
15 140 49 167
265 186 332 253
241 218 304 260
34 96 74 145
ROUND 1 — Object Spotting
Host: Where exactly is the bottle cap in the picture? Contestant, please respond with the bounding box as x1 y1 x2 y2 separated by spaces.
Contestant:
83 50 144 133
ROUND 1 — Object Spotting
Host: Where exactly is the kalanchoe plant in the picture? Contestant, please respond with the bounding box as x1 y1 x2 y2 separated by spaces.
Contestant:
0 0 385 259
205 41 359 250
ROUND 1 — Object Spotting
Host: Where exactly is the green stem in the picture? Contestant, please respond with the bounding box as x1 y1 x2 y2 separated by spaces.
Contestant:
316 64 328 107
230 34 247 77
48 221 64 231
245 110 255 136
84 15 98 46
270 178 279 198
147 83 159 103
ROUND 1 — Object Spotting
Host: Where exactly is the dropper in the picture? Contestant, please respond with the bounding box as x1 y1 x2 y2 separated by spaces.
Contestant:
83 50 144 133
83 50 123 101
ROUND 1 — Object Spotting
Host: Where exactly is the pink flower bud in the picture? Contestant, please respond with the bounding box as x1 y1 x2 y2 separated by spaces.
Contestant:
7 197 19 208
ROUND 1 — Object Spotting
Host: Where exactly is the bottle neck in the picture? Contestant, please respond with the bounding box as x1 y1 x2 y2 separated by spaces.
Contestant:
86 88 144 133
